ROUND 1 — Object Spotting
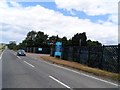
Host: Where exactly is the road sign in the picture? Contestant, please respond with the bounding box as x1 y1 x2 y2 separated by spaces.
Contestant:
38 48 42 51
54 42 62 57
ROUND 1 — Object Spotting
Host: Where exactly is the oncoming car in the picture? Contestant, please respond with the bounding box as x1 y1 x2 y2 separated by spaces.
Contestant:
17 49 26 56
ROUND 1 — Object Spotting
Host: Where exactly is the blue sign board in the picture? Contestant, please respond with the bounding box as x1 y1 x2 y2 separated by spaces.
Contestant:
38 48 42 51
54 42 62 57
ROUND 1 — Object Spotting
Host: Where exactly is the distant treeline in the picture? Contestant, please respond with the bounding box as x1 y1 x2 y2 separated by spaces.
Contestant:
8 30 102 50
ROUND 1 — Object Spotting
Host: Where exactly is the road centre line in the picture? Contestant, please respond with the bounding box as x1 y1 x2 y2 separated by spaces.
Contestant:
17 56 21 59
40 60 118 87
49 75 71 89
24 61 35 68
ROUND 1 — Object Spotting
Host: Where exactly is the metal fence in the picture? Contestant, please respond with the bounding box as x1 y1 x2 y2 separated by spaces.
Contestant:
23 47 50 54
51 45 120 73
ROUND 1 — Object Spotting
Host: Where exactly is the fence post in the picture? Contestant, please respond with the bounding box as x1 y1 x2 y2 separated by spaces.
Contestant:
100 46 104 69
118 45 120 86
87 46 90 66
33 47 35 53
79 46 81 63
27 47 28 52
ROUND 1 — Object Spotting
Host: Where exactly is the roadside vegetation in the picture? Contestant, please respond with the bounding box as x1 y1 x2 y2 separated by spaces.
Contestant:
7 30 102 50
7 42 19 51
0 44 6 51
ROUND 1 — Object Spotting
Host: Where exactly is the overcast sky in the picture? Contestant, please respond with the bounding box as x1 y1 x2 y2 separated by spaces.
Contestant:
0 0 119 45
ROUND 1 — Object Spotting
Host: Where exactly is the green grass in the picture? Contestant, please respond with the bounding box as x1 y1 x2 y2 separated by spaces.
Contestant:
0 44 6 51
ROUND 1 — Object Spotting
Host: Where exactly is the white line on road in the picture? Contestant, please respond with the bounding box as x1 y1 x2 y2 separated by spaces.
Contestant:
24 61 35 68
41 60 119 87
17 56 21 59
0 50 4 60
53 64 119 87
0 53 3 60
49 76 71 89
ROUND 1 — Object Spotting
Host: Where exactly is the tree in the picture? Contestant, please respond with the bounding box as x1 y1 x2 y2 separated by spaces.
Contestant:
48 35 62 44
87 40 102 46
34 31 48 47
7 41 18 50
25 31 37 47
49 36 56 44
19 31 49 47
19 30 102 49
62 36 67 46
56 35 62 42
19 40 27 49
72 32 87 46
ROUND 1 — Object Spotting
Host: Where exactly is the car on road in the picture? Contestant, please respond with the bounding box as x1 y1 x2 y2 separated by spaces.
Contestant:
17 49 26 56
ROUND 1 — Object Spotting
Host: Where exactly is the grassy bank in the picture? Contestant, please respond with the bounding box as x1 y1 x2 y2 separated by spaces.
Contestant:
0 44 5 52
40 55 120 81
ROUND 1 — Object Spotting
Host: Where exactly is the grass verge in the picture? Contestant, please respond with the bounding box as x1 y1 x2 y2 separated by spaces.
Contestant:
40 55 120 81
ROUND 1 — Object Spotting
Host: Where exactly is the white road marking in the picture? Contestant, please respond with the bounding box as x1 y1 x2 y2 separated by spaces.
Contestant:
0 50 5 60
52 64 119 86
24 61 35 68
17 56 21 59
0 53 2 60
41 60 119 87
49 75 71 89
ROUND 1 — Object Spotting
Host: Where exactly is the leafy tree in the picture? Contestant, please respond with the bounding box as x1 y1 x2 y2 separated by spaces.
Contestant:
48 35 62 44
34 31 48 47
19 30 102 49
25 31 37 47
7 42 18 50
68 39 72 46
56 35 62 42
72 32 87 46
87 40 102 46
19 31 49 47
19 40 27 49
62 36 67 46
49 35 56 44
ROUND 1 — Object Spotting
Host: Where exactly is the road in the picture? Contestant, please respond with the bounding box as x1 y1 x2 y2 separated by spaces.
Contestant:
2 49 119 89
0 51 2 89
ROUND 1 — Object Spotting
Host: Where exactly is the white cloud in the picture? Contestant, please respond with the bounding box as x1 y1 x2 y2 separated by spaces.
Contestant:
55 0 119 15
55 0 119 25
0 1 118 45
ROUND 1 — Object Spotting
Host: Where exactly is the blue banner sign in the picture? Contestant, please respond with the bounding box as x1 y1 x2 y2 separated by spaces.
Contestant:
38 48 42 51
54 42 62 57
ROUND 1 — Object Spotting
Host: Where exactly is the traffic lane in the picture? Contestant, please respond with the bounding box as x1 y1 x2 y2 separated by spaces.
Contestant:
0 50 3 89
2 50 67 88
19 54 118 88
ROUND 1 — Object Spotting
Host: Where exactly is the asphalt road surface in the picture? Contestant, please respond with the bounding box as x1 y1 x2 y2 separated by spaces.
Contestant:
1 49 119 89
0 51 2 89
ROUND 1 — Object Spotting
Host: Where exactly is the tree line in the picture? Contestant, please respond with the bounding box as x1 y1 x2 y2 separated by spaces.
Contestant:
8 30 102 49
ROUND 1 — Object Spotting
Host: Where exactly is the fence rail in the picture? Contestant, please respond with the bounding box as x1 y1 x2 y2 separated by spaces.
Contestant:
51 45 120 73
